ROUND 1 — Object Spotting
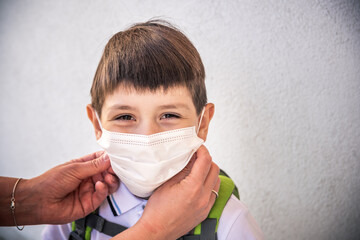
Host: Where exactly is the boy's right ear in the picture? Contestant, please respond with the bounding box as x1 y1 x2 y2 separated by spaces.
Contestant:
86 104 103 140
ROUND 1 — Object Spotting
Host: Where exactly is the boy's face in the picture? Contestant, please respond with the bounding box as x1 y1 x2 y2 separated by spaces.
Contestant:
87 84 214 141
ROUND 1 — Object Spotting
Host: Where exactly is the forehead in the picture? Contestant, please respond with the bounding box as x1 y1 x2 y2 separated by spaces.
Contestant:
103 83 196 111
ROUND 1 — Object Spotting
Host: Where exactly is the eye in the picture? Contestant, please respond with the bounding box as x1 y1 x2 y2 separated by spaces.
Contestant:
160 113 180 119
115 115 135 121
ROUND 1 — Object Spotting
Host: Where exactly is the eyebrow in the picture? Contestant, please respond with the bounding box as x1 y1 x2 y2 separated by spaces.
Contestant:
158 103 191 110
108 104 137 111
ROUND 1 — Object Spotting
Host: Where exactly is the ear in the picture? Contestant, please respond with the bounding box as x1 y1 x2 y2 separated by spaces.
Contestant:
86 104 103 140
197 103 215 141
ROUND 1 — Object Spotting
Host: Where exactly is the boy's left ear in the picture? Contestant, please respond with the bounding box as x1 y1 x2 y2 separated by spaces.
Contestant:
86 104 103 140
198 103 215 141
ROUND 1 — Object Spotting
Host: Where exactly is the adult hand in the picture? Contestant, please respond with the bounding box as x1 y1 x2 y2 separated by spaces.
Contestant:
0 151 119 226
112 145 220 240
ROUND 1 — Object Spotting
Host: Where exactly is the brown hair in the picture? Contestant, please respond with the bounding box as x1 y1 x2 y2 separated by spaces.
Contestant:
90 20 207 116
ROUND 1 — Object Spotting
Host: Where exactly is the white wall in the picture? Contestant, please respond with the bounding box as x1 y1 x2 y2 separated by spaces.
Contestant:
0 1 359 239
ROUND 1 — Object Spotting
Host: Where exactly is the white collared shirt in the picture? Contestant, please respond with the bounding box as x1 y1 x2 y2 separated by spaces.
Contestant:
42 183 263 240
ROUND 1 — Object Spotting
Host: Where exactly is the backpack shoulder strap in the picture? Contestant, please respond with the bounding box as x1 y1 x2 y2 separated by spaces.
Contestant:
69 213 128 240
70 170 239 240
219 169 240 199
69 217 92 240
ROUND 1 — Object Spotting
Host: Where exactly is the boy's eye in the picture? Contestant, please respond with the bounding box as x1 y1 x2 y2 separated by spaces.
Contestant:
115 115 135 121
161 113 180 119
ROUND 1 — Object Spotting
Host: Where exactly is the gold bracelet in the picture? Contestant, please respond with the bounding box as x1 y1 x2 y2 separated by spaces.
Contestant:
10 178 25 231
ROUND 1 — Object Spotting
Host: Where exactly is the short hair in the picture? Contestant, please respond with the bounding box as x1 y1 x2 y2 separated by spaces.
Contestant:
90 20 207 117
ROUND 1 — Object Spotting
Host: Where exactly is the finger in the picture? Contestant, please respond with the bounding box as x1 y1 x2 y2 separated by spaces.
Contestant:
79 180 108 215
208 177 221 207
72 154 111 180
92 181 109 209
64 151 105 166
72 151 105 163
107 166 115 175
101 170 107 182
104 173 120 194
188 145 212 183
184 153 197 174
92 168 107 184
166 153 197 185
78 178 97 214
214 176 220 192
204 162 220 192
92 172 104 185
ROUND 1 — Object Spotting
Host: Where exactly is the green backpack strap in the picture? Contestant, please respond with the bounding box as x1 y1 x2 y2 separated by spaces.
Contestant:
69 212 128 240
192 174 238 237
69 171 239 240
219 169 239 199
70 217 92 240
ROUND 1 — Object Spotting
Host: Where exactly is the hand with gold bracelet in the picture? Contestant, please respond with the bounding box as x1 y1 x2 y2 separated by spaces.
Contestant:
0 146 219 240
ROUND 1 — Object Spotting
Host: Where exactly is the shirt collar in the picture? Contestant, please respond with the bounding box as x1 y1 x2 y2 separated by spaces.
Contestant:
111 182 147 215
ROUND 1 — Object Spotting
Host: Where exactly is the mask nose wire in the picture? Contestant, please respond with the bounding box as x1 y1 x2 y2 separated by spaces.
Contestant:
197 107 206 135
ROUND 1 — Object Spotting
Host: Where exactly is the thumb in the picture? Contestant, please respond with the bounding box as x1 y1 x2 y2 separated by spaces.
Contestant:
72 154 111 180
164 153 197 186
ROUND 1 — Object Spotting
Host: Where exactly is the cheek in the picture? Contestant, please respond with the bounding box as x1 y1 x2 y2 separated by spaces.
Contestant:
105 124 136 134
184 116 200 129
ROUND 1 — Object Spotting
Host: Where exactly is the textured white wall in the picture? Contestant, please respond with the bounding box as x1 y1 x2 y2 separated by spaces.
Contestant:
0 1 359 239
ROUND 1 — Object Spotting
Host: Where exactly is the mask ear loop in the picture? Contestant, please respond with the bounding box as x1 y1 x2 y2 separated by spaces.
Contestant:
197 107 206 135
95 112 104 130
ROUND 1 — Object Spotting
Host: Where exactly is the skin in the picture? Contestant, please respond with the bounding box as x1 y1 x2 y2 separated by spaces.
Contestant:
0 151 119 226
86 84 219 239
0 146 219 240
87 84 214 140
0 84 220 240
116 146 220 240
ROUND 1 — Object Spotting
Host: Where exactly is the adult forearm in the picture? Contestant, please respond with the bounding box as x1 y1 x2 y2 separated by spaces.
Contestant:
1 152 118 227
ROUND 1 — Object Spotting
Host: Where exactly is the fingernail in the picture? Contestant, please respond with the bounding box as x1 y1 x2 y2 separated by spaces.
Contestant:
102 154 110 162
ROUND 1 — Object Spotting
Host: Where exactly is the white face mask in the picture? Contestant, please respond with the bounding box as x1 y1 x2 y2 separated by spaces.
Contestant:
96 109 205 198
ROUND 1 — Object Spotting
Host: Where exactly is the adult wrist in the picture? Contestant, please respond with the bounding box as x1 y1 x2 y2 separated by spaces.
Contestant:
133 218 175 240
12 178 43 225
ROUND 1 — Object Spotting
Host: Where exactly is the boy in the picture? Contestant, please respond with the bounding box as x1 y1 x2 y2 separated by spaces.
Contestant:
42 20 263 239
